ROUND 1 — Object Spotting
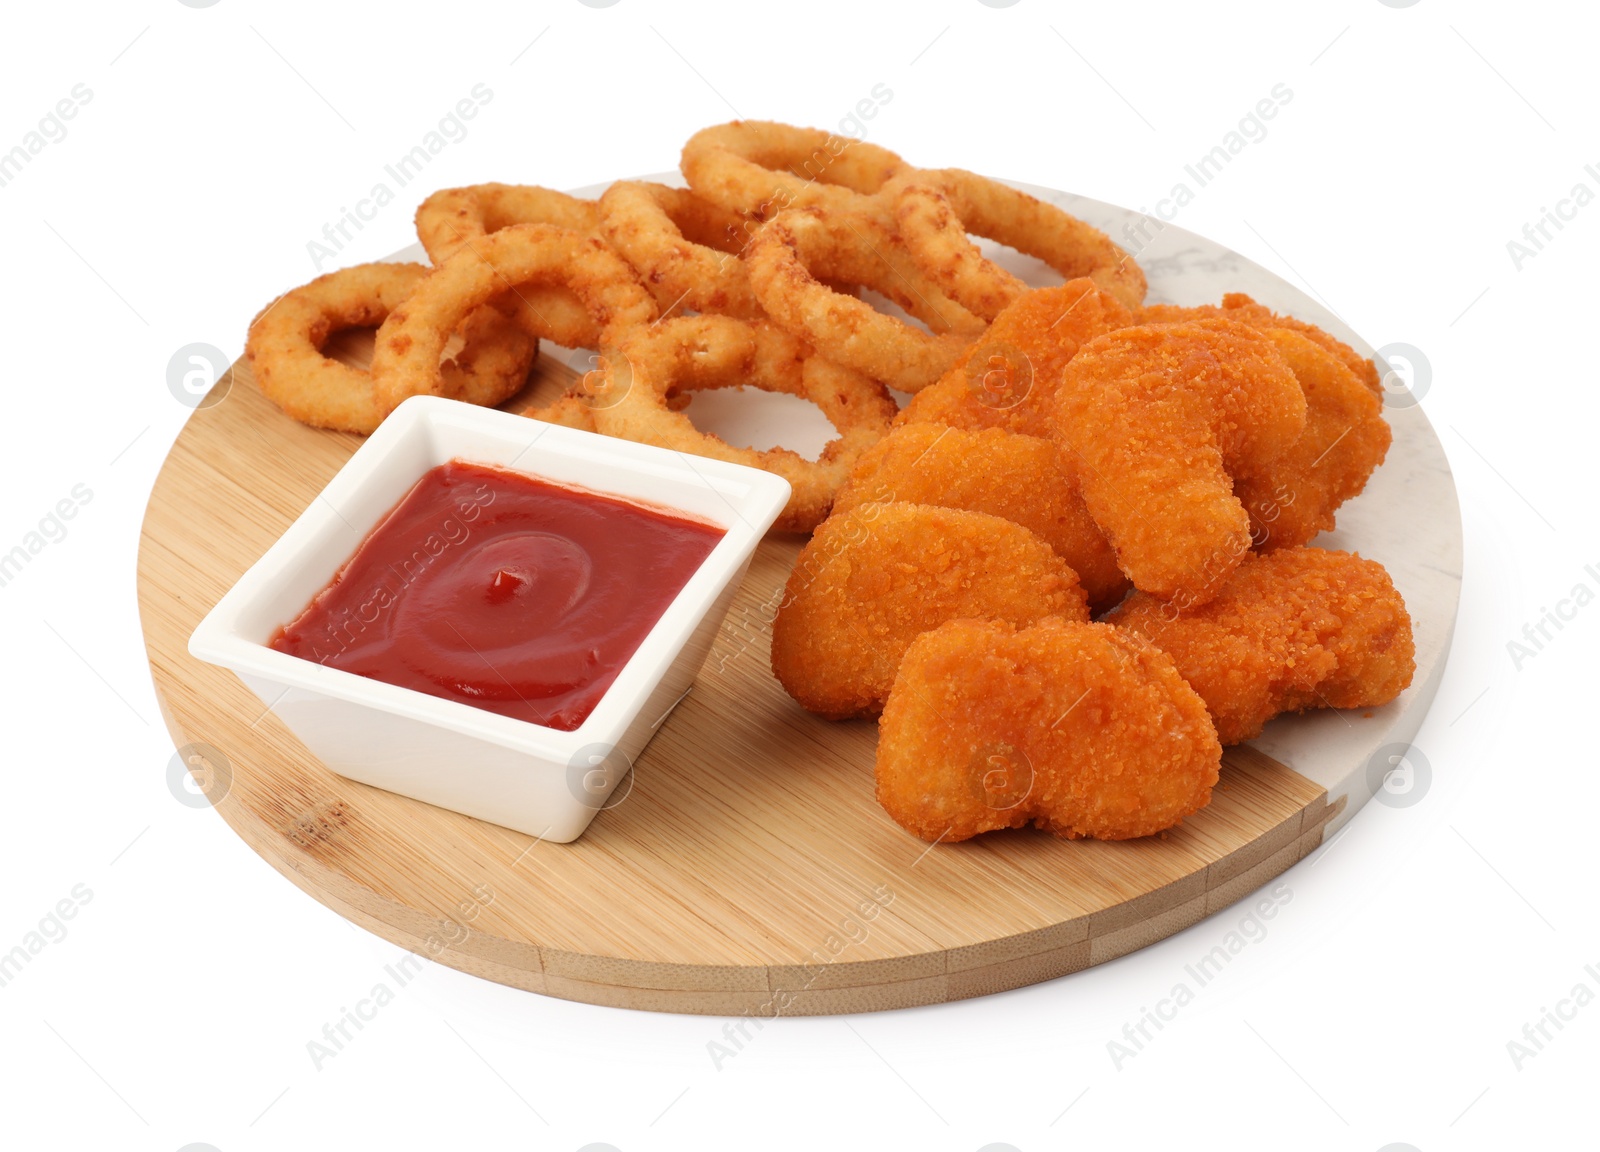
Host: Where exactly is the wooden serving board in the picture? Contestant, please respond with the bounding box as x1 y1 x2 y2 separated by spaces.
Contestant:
140 344 1346 1016
138 183 1460 1014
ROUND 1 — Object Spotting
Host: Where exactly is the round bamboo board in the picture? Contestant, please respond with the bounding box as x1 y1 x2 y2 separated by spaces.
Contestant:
137 188 1459 1015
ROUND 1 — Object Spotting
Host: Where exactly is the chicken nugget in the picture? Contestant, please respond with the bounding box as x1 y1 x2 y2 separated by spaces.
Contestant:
771 503 1089 719
1139 292 1382 396
1106 547 1415 744
1054 319 1306 607
876 617 1221 842
831 424 1129 610
1236 330 1392 549
897 280 1133 438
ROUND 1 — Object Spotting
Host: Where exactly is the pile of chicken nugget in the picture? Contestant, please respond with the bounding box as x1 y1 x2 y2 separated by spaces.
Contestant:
241 120 1415 847
774 274 1415 844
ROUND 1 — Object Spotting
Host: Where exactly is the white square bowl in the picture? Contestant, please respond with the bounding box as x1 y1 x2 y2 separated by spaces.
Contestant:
188 395 791 843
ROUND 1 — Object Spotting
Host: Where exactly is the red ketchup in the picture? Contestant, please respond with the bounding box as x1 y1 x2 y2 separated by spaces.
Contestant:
271 460 725 731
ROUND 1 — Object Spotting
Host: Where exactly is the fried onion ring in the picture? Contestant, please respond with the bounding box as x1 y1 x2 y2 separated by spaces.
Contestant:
370 224 656 415
415 183 599 263
889 168 1147 317
586 315 897 533
681 120 909 220
597 181 761 319
246 262 538 434
745 209 987 392
415 184 603 349
517 392 598 432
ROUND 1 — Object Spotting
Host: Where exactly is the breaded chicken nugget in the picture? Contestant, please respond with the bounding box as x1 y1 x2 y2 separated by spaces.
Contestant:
1054 320 1306 607
876 617 1221 842
1106 547 1415 744
1236 330 1392 550
897 280 1133 438
771 503 1089 718
831 424 1129 610
1139 293 1382 396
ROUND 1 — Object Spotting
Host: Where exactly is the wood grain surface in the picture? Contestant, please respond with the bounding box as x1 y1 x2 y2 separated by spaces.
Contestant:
137 338 1339 1016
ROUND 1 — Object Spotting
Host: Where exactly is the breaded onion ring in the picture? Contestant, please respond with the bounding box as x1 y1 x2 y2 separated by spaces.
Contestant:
415 184 603 349
597 181 761 319
246 262 537 435
681 120 908 220
889 168 1147 317
1054 320 1306 607
370 224 656 415
745 209 987 392
877 617 1220 842
415 183 599 263
586 315 897 533
517 393 597 432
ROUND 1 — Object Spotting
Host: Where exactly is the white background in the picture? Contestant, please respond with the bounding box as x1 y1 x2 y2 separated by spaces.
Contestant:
0 1 1593 1149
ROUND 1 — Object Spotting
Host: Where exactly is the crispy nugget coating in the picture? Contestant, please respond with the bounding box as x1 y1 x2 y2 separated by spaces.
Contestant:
1236 330 1392 549
876 618 1221 842
1106 547 1416 744
1139 293 1382 396
831 424 1129 610
771 503 1089 719
1054 320 1306 606
897 280 1133 438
